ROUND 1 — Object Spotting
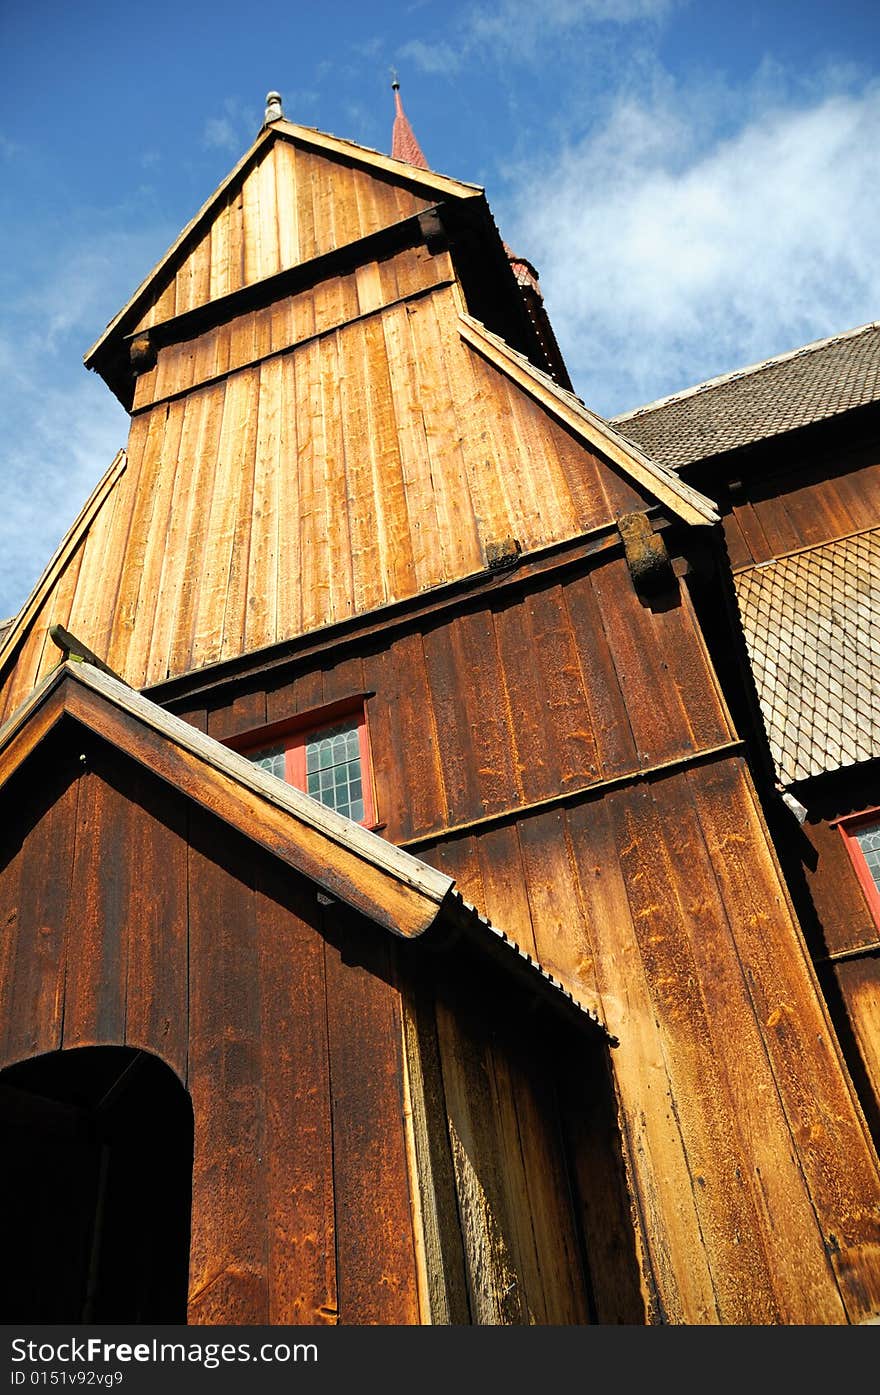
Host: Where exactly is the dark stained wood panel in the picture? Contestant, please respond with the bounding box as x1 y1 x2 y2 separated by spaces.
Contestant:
186 820 268 1325
722 455 880 568
324 911 421 1325
0 751 79 1067
255 859 337 1325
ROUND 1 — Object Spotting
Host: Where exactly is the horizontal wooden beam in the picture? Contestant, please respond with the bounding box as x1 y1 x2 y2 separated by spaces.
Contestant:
146 522 631 709
398 739 748 852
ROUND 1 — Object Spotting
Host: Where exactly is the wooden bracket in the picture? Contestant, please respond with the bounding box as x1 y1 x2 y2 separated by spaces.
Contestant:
49 624 126 682
418 208 447 254
616 512 676 598
129 331 157 374
485 536 522 571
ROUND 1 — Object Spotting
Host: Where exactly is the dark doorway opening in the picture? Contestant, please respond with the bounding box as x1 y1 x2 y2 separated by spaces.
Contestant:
0 1046 193 1322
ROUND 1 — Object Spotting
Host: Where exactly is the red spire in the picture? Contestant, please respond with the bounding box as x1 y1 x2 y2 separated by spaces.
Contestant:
391 79 429 169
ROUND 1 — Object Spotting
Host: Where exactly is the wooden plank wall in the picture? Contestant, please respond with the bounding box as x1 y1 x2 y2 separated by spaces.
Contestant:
720 440 880 571
0 280 649 716
162 559 880 1323
173 560 735 848
132 140 433 332
0 734 421 1326
399 951 648 1324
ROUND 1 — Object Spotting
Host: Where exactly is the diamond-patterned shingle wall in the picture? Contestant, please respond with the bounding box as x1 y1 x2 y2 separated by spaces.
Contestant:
735 529 880 784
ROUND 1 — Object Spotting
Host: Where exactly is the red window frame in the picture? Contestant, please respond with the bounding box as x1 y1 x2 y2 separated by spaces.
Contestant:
229 699 377 828
837 808 880 928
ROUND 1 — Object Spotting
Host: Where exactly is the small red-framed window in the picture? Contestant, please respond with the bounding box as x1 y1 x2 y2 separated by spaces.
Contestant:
838 810 880 928
236 703 376 827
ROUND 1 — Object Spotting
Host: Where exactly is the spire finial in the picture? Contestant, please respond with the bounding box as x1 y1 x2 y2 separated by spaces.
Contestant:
390 74 429 170
264 91 284 125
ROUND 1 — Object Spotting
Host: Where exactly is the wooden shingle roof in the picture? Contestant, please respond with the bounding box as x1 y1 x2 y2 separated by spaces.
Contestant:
613 321 880 470
735 529 880 784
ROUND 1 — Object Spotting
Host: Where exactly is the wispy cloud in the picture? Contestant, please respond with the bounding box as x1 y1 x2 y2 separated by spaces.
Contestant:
0 223 172 619
506 77 880 414
400 0 670 74
202 97 261 154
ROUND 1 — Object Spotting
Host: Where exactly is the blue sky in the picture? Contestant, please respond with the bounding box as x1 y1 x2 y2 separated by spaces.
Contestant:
1 0 879 620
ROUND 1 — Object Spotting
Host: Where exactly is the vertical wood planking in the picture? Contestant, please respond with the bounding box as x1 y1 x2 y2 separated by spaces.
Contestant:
121 762 189 1081
606 779 788 1324
321 334 355 625
432 982 525 1324
165 380 227 677
338 322 385 615
124 397 188 687
255 860 338 1324
381 302 442 590
187 818 268 1324
687 759 880 1321
273 139 300 270
0 753 79 1067
361 315 416 602
219 372 261 663
407 295 481 580
517 809 597 998
61 761 132 1048
562 792 718 1323
323 911 420 1324
524 584 601 789
244 356 284 653
473 824 537 957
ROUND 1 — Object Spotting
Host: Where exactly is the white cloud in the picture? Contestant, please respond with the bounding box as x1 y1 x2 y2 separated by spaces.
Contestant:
505 80 880 414
202 97 261 155
0 224 172 619
400 0 670 73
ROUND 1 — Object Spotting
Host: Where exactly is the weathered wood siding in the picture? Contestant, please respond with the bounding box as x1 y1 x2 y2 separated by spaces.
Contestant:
720 437 880 571
132 139 434 333
160 558 880 1324
399 952 646 1324
0 283 648 715
0 733 421 1325
0 723 640 1326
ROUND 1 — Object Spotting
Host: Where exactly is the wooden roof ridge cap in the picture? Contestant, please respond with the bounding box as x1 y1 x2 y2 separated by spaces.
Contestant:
270 118 484 197
24 660 455 910
85 128 277 366
612 318 880 424
458 314 719 527
85 122 482 366
445 889 614 1041
0 448 128 680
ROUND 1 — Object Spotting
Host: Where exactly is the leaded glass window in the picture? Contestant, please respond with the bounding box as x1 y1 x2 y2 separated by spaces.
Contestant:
304 721 365 822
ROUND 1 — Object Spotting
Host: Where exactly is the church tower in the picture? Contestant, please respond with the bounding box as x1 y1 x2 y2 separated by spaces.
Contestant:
0 89 878 1325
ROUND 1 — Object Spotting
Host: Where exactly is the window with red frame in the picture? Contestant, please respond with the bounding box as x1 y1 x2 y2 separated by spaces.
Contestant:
242 707 375 826
839 811 880 927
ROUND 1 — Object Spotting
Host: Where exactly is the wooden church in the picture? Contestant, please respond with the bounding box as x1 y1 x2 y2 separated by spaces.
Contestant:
1 86 879 1326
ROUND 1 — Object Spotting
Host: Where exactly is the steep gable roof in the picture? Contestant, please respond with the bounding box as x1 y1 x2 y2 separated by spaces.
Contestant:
459 315 720 527
613 321 880 471
0 448 127 697
0 657 607 1035
84 119 482 372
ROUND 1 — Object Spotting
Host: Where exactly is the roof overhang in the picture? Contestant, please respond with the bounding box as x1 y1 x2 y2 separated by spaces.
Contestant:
0 660 609 1039
458 315 720 528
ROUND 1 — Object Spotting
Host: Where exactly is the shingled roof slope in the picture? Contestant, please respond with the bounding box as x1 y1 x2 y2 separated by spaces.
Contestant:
735 529 880 784
613 321 880 470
